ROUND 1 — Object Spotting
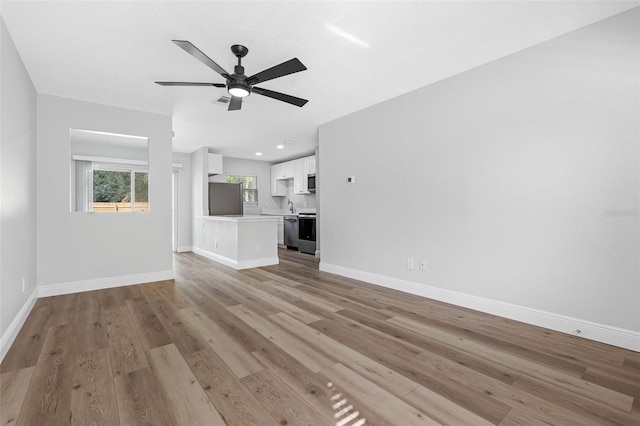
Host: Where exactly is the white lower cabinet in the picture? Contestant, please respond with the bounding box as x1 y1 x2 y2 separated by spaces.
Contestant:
277 216 284 245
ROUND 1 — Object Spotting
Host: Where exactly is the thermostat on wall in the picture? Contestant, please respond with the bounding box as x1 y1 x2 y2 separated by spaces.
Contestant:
347 176 356 184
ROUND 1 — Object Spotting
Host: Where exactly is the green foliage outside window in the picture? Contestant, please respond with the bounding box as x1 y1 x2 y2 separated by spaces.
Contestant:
135 172 149 202
94 170 130 202
93 169 149 211
226 174 258 203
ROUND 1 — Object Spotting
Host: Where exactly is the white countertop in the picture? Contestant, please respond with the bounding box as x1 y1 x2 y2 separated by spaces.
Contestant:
199 215 280 222
261 208 315 216
260 208 293 216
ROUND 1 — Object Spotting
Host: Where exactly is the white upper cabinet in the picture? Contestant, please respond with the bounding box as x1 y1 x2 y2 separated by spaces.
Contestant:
293 157 311 194
271 163 287 196
208 153 223 175
309 156 316 175
270 155 315 197
273 162 293 180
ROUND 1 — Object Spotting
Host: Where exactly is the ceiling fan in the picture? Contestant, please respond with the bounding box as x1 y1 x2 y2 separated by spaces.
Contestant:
156 40 308 111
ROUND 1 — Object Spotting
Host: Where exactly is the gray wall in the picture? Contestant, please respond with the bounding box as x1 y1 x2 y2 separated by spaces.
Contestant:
319 10 639 332
37 94 173 286
0 17 38 342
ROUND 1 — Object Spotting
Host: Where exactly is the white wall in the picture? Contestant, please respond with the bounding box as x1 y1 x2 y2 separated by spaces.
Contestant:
172 152 192 251
36 95 173 289
191 147 207 217
319 10 639 345
0 17 38 350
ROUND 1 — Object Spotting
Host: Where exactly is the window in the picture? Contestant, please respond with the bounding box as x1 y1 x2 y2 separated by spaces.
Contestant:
69 128 149 213
92 166 149 212
226 174 258 204
75 161 149 212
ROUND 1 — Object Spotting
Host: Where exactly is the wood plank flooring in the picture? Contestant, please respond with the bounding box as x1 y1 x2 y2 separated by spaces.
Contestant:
1 249 639 425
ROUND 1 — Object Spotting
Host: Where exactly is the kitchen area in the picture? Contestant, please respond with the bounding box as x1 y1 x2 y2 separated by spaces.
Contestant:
262 154 317 256
190 147 318 270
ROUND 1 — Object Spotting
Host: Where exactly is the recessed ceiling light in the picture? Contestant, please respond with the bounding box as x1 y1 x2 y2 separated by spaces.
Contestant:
256 152 263 156
276 145 284 149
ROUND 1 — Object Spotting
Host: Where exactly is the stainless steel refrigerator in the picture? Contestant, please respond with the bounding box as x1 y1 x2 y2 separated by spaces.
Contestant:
208 182 243 216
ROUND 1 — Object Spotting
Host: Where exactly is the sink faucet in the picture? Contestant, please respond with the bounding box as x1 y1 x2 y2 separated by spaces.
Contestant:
288 199 294 213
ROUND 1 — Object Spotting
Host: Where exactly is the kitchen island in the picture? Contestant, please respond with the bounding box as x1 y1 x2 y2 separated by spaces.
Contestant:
193 215 280 270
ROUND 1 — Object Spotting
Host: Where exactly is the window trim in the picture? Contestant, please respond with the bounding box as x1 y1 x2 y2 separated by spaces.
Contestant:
77 160 149 213
225 173 258 205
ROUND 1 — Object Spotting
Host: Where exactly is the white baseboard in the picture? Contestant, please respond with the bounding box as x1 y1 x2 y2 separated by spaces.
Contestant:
193 247 279 270
0 287 38 363
176 245 192 253
38 270 175 298
319 262 640 352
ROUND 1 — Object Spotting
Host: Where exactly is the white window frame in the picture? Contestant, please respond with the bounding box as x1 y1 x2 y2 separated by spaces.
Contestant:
226 173 258 205
75 158 149 212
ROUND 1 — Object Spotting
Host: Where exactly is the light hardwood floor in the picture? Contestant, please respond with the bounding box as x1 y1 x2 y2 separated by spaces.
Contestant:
1 249 639 425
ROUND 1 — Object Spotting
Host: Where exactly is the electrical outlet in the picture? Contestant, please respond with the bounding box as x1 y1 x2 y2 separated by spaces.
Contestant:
22 277 26 292
419 258 427 270
214 240 219 248
256 243 262 251
407 257 415 270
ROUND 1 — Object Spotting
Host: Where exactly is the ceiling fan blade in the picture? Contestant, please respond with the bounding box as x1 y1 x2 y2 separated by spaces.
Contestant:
252 87 308 107
228 96 242 111
172 40 230 78
155 81 226 87
247 58 307 85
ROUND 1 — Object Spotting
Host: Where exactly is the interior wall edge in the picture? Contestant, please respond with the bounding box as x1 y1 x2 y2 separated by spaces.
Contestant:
319 261 640 352
0 286 38 363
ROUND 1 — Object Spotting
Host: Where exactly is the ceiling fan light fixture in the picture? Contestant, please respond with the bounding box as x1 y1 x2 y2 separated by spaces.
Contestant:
228 83 250 98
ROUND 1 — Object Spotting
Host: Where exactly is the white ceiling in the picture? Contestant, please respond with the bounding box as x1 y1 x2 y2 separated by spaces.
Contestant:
2 1 638 162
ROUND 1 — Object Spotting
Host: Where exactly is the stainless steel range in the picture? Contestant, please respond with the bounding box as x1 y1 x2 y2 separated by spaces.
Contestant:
297 208 316 255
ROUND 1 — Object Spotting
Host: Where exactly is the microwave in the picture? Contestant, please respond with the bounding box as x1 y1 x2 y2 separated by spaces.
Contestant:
307 174 316 192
